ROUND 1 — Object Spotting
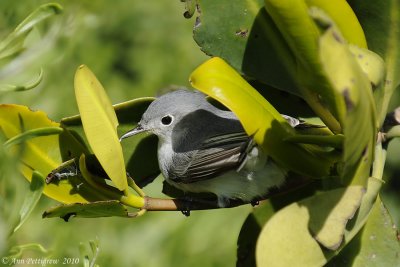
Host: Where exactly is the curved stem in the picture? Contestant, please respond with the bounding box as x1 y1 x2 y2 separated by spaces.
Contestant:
3 126 63 149
79 154 145 209
372 141 387 180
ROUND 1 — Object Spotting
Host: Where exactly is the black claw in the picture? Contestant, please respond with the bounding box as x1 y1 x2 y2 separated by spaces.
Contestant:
181 210 191 217
251 200 260 207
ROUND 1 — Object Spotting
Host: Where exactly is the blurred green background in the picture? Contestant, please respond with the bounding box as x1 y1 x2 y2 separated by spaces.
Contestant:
0 1 251 266
0 1 399 266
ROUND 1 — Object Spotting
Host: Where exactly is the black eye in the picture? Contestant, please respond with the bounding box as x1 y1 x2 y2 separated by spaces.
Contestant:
161 115 173 125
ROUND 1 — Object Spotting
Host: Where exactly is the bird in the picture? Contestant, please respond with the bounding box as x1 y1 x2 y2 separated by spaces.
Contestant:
120 89 303 207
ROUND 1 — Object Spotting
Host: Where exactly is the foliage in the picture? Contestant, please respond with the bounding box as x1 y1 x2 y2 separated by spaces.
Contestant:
1 0 399 267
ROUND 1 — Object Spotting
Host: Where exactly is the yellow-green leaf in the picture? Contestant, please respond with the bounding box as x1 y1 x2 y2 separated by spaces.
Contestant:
319 25 377 185
189 57 333 178
304 186 365 250
256 203 326 267
304 0 367 48
330 197 400 266
74 65 127 191
0 104 90 203
256 186 365 266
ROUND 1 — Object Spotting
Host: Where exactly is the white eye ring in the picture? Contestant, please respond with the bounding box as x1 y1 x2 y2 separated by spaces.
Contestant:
161 115 173 126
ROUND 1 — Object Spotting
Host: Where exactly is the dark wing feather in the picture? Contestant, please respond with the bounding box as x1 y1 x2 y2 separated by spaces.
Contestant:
172 132 252 183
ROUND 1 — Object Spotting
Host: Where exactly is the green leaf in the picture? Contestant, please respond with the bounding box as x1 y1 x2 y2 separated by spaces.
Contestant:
190 57 334 178
80 239 100 267
74 65 127 191
6 243 50 259
4 126 63 149
42 200 131 221
256 202 326 266
194 0 297 94
255 186 364 266
349 0 400 125
0 69 43 93
12 171 45 233
61 97 155 126
194 0 368 133
254 171 384 265
193 0 366 96
61 97 160 187
0 104 104 204
303 186 365 250
0 3 63 59
237 181 319 267
328 198 400 267
319 24 376 185
348 45 385 88
304 0 367 47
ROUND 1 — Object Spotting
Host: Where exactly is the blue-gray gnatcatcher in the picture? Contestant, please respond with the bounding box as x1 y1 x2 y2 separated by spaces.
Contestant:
120 89 303 207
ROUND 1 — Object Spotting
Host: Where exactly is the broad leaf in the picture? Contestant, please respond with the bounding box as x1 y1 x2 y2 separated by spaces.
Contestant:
319 24 376 185
190 57 334 178
193 0 368 133
237 180 319 267
193 0 297 94
256 202 326 266
303 187 365 250
193 0 366 97
255 186 364 266
0 104 103 204
328 198 400 266
61 97 160 187
74 65 127 191
254 172 384 266
349 0 400 125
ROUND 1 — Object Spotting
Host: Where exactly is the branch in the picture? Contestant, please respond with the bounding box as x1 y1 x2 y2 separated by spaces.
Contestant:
143 176 312 212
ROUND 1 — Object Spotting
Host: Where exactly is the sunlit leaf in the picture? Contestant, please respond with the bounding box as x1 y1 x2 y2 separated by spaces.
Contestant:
0 104 100 204
237 180 319 267
328 198 400 266
61 96 160 187
349 0 400 124
4 126 63 149
255 185 364 266
74 65 127 191
256 202 326 267
193 0 366 98
190 57 334 178
303 186 365 250
319 24 376 185
304 0 367 48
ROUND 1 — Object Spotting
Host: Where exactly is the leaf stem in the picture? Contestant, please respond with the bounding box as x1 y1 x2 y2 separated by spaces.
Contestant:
3 126 63 149
372 140 387 180
78 155 144 209
284 134 344 148
127 173 146 197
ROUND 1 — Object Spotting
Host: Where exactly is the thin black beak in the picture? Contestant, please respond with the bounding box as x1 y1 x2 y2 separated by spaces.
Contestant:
119 124 146 142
